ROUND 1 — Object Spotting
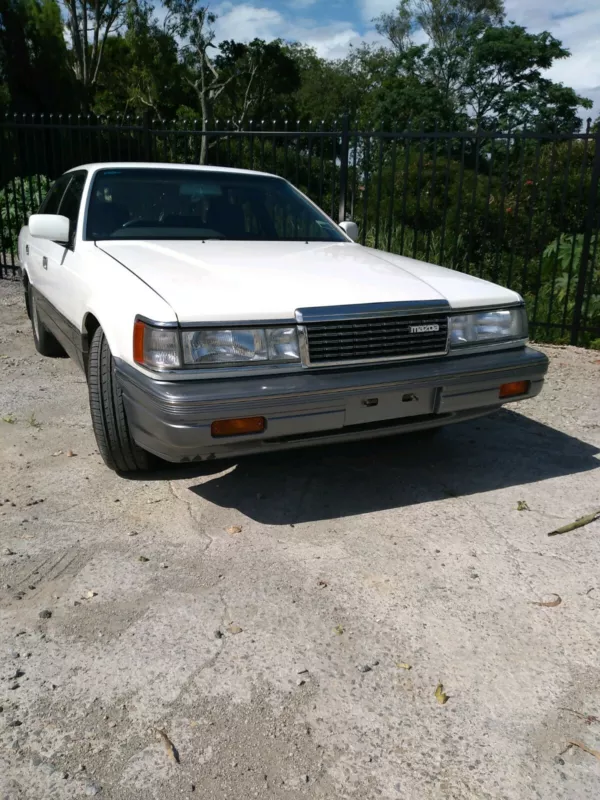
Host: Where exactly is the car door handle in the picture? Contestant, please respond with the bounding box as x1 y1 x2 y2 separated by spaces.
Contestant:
42 256 48 270
26 244 29 255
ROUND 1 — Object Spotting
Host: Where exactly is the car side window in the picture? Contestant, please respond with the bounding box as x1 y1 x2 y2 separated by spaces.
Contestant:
38 174 71 215
58 172 87 238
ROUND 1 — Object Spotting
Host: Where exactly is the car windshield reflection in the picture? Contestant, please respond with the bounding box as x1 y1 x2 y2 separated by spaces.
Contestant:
85 168 347 243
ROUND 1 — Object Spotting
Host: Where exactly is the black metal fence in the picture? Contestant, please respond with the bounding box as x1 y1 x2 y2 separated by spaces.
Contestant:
2 113 599 347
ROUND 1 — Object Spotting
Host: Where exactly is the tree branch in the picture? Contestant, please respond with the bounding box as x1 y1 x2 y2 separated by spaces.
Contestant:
65 0 84 81
238 60 260 126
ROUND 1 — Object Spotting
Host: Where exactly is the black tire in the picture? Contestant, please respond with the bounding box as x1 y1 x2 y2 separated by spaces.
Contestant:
23 280 31 320
88 326 151 473
29 285 66 357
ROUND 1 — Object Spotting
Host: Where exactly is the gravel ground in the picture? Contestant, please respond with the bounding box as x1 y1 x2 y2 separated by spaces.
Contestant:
1 278 600 800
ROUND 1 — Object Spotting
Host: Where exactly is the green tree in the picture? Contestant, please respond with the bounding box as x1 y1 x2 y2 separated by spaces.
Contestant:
373 0 591 130
285 44 362 122
375 0 504 98
0 0 76 112
342 43 457 129
93 1 186 120
61 0 128 104
214 39 300 127
164 0 232 163
457 22 592 129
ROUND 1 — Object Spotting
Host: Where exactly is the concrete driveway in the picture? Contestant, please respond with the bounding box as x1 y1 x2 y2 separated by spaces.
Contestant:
1 279 600 800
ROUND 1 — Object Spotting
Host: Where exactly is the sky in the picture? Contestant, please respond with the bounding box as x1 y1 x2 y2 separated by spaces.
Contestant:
207 0 600 123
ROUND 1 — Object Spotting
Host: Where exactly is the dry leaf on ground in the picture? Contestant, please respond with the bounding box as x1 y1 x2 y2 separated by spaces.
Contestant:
66 449 76 457
517 500 530 511
568 740 600 761
396 662 412 670
226 525 242 535
227 623 243 634
559 708 600 725
334 625 344 635
548 510 600 536
435 683 449 704
530 594 562 607
155 728 180 763
83 591 98 599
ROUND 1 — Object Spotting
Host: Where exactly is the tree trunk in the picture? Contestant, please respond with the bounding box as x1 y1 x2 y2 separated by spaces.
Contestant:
199 94 210 165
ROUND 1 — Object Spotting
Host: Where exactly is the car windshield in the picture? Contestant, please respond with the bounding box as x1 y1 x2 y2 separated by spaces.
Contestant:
85 168 347 243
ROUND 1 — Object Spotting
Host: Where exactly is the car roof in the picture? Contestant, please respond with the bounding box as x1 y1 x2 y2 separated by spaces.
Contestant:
66 162 281 180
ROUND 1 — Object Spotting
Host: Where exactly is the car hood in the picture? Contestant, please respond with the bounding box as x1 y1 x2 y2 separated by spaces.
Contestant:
97 240 521 323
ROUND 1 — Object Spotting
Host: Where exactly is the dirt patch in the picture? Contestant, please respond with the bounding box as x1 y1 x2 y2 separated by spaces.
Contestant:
1 279 600 799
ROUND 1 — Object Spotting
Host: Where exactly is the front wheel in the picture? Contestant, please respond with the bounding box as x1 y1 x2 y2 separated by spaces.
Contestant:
87 326 152 473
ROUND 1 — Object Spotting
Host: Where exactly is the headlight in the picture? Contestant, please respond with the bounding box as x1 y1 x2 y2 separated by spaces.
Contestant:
181 327 300 366
449 307 528 348
133 320 180 368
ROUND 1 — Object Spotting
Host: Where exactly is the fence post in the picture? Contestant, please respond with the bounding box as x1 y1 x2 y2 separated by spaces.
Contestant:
338 114 350 222
571 127 600 345
142 110 152 161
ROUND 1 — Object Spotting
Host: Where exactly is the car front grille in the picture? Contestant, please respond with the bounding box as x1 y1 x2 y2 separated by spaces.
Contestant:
304 315 449 364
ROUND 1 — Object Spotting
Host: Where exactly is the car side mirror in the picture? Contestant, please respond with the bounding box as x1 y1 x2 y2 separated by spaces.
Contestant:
29 214 70 244
339 220 359 242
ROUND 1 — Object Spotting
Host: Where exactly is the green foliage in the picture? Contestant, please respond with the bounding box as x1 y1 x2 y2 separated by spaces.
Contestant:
92 6 187 120
372 0 591 131
0 175 50 254
0 0 598 346
0 0 592 131
0 82 10 113
0 0 77 112
215 39 301 126
284 44 362 122
457 22 592 129
523 234 600 344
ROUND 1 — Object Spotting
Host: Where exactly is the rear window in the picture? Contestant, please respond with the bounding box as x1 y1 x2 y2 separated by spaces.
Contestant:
84 168 345 243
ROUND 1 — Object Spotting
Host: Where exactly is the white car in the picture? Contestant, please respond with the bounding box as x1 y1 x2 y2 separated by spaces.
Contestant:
18 162 548 473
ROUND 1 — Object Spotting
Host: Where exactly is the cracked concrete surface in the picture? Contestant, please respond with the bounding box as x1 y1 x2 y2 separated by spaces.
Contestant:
1 279 600 800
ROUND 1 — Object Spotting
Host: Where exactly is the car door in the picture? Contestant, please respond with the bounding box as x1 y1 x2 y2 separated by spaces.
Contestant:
40 171 88 359
27 173 72 302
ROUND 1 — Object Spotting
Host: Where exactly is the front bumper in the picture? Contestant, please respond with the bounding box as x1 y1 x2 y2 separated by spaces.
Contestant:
115 347 549 463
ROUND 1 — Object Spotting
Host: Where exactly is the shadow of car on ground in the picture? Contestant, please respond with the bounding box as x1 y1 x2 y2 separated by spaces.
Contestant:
137 408 599 525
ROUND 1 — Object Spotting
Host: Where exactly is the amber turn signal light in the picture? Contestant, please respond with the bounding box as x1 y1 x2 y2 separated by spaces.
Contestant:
211 417 266 437
133 320 145 365
499 380 530 399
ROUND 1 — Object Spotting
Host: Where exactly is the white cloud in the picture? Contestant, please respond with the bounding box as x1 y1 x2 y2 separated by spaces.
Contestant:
213 3 284 41
286 0 318 8
503 3 600 119
211 1 599 119
213 2 367 58
361 0 600 118
359 0 398 22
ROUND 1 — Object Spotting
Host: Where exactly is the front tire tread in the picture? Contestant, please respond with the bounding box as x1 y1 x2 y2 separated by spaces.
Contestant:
88 327 150 473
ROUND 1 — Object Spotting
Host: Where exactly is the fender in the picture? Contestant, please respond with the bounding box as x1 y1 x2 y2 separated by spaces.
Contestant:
79 246 177 373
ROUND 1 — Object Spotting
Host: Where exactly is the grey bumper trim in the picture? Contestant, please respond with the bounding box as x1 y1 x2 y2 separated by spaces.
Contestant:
115 346 548 462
